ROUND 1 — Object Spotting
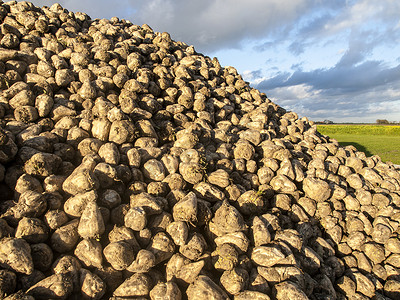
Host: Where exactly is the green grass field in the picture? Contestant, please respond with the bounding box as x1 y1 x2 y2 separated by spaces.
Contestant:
317 125 400 165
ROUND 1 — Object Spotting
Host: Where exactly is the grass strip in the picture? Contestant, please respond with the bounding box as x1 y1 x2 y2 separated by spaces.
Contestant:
317 125 400 164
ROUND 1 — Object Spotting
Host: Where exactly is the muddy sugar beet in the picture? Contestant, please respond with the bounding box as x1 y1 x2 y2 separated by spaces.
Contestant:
0 1 400 299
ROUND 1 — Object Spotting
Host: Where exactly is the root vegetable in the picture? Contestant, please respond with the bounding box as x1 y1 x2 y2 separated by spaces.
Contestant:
19 270 46 293
273 281 308 300
194 182 225 202
234 290 271 300
0 270 17 299
127 249 156 273
212 243 239 271
125 206 147 231
208 169 230 188
0 237 33 275
143 159 166 181
77 138 103 157
172 191 197 223
26 274 73 300
147 232 175 264
248 269 271 294
150 281 181 300
303 177 331 202
77 201 105 239
237 190 266 215
103 241 134 270
94 265 124 294
186 275 229 300
174 132 198 149
109 120 136 144
166 221 188 246
98 142 120 165
179 232 207 260
51 255 81 291
108 226 141 251
136 228 153 248
9 90 34 110
130 192 163 215
251 245 286 267
161 154 179 174
15 174 43 194
127 147 141 168
166 253 204 284
384 279 400 299
215 231 250 254
252 216 272 246
234 141 255 160
148 211 173 233
80 268 106 300
74 239 103 268
62 156 100 195
91 119 111 141
0 219 14 239
24 152 62 177
179 162 204 184
11 190 47 219
93 162 117 188
55 69 74 87
43 175 65 193
212 201 247 234
44 210 68 230
30 243 53 272
50 219 79 253
15 217 48 243
14 106 38 123
64 190 97 217
220 267 249 295
113 273 152 298
111 204 130 226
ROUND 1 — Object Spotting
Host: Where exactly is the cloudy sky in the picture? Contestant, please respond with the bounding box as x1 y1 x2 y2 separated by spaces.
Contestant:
31 0 400 123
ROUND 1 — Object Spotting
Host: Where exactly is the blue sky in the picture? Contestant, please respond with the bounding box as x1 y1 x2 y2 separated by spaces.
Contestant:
31 0 400 123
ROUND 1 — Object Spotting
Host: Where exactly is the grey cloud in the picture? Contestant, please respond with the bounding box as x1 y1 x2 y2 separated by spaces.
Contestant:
242 69 263 82
288 41 306 56
290 63 304 71
287 13 336 55
256 59 400 122
130 0 320 53
297 13 335 37
254 40 276 52
284 1 400 58
253 2 345 54
31 0 320 53
334 28 400 68
257 60 400 95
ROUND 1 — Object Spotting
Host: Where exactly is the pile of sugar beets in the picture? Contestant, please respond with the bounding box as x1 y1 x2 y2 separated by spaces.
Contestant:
0 1 400 299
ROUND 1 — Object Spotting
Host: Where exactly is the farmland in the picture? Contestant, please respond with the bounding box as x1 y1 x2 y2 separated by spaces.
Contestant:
317 124 400 165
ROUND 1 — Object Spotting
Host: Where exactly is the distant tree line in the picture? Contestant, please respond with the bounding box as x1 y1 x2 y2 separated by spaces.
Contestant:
315 120 333 124
315 119 399 125
376 119 399 125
